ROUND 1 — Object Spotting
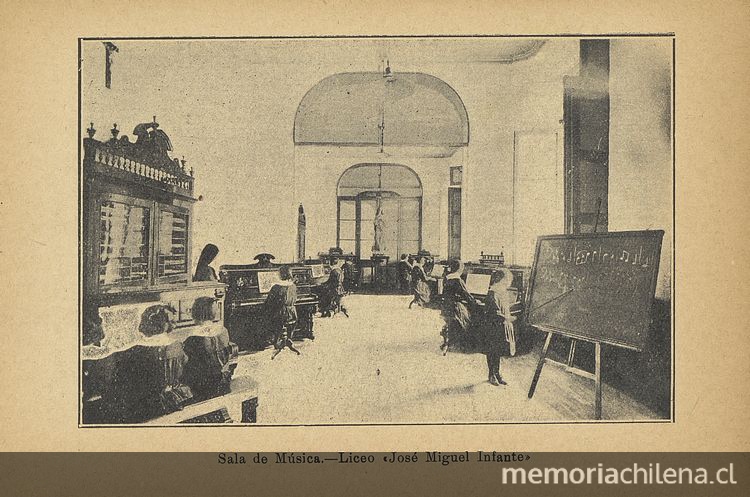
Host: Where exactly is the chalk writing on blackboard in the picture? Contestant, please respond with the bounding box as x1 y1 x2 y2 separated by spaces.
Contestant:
540 244 654 268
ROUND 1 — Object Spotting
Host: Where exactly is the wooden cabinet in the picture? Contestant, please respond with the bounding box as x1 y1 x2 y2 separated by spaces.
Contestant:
81 121 237 424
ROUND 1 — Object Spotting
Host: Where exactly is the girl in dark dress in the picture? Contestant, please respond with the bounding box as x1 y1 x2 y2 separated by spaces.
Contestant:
409 257 432 309
481 269 514 386
182 297 238 398
439 259 478 354
320 258 348 317
397 254 413 294
193 243 219 282
265 272 301 359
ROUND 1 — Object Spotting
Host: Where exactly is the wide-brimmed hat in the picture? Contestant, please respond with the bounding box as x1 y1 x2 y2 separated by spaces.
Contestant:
254 253 276 261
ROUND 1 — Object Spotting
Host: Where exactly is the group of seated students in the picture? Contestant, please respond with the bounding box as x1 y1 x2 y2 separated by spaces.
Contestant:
399 254 515 387
195 244 513 386
193 244 349 353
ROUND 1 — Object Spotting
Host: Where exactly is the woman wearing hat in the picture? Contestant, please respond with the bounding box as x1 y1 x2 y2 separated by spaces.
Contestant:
481 268 515 386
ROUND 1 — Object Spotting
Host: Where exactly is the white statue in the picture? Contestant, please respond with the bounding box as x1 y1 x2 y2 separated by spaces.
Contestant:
373 204 385 254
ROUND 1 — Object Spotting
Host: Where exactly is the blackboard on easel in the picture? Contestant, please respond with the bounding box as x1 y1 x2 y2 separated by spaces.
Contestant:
526 230 663 351
525 230 664 419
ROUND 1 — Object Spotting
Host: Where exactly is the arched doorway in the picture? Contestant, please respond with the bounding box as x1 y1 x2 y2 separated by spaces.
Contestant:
293 70 469 260
337 164 422 259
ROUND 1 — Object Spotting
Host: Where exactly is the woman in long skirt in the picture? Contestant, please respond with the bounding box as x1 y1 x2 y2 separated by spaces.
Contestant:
320 258 348 317
440 259 477 354
266 279 301 359
409 256 432 308
481 268 514 386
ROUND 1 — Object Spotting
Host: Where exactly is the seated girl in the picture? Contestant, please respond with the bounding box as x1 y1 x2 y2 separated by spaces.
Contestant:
409 256 434 309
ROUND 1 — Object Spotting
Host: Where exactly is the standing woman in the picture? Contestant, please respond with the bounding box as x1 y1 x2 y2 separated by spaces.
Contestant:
194 243 219 282
482 268 514 386
409 256 432 309
440 259 477 354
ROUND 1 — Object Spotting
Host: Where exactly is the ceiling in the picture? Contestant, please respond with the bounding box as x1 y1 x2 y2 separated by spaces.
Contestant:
96 38 547 66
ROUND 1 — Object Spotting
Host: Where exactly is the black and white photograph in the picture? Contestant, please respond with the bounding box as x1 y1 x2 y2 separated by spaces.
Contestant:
79 36 673 426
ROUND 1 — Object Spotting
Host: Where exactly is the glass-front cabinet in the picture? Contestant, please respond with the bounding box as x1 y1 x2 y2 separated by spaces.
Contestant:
81 121 237 425
94 195 191 291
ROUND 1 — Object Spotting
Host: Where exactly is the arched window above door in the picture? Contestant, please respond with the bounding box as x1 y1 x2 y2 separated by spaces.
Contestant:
295 72 469 147
337 163 422 197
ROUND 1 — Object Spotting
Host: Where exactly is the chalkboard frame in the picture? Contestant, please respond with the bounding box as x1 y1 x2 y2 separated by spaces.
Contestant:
524 230 664 352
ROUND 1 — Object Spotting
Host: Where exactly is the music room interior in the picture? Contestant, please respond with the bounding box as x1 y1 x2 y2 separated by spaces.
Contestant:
80 37 673 425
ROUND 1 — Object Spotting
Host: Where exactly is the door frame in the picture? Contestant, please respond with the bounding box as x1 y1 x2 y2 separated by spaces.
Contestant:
337 192 422 259
447 186 461 259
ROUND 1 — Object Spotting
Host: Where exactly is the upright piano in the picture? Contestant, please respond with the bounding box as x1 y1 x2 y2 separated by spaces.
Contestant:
303 261 330 287
317 250 359 290
81 120 238 424
219 264 319 350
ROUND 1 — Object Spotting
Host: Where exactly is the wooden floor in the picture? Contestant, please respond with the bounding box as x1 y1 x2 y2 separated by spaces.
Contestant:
175 294 661 425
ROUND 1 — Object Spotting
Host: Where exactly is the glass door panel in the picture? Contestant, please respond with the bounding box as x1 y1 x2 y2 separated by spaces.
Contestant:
380 197 399 259
157 210 188 277
338 199 357 254
448 188 461 259
358 198 378 257
399 198 421 257
99 201 150 286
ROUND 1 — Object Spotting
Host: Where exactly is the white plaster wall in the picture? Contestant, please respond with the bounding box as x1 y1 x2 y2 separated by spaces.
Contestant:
406 39 578 263
79 38 672 292
292 40 579 263
609 39 673 298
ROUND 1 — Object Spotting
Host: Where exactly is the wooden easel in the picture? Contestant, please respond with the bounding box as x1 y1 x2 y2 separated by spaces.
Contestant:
527 328 603 420
548 337 588 377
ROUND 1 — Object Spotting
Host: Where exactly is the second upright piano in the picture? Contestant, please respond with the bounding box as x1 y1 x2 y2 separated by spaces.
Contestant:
219 265 320 350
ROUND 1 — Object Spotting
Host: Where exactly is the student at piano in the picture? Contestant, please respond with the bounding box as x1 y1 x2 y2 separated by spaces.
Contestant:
182 297 238 398
193 243 219 282
409 256 434 309
439 259 478 353
265 267 301 358
481 269 514 386
397 254 413 294
320 258 348 318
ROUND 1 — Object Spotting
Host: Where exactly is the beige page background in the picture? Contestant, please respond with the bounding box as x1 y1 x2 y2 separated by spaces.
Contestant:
0 0 748 451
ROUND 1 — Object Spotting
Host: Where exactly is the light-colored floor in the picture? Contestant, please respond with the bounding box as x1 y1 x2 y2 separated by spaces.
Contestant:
223 294 660 424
